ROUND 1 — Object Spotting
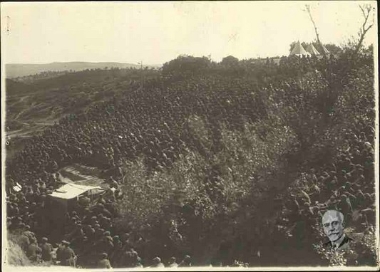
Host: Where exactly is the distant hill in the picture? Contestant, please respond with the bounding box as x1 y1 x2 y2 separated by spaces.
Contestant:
6 62 161 78
5 67 160 139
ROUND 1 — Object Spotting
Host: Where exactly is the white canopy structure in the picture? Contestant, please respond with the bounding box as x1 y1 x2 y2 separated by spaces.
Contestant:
289 42 311 57
305 44 320 56
49 183 103 200
321 45 331 55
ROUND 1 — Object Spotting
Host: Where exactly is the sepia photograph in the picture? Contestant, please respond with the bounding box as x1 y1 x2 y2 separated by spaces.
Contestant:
1 1 379 270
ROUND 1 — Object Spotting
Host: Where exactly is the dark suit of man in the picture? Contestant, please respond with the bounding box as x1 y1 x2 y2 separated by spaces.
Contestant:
323 234 353 251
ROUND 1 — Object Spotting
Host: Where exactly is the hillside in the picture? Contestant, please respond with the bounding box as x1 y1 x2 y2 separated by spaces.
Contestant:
5 67 159 163
5 67 159 133
6 62 161 78
6 235 31 266
4 51 377 267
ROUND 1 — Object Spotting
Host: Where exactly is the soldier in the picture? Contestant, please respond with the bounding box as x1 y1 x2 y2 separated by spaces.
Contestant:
17 233 30 256
71 211 80 221
99 204 112 218
97 252 112 269
102 218 112 232
105 200 117 217
98 214 107 227
102 231 115 254
59 240 76 267
121 232 132 248
179 255 192 267
93 222 101 231
150 257 165 268
110 235 122 266
23 225 36 242
10 216 22 231
26 237 42 263
40 237 53 263
168 256 178 267
133 256 143 268
55 241 65 264
120 246 138 268
90 216 98 225
84 224 96 239
76 234 89 254
70 225 86 249
79 195 91 207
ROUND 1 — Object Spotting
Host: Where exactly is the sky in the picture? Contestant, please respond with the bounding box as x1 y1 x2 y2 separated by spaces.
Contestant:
1 1 377 65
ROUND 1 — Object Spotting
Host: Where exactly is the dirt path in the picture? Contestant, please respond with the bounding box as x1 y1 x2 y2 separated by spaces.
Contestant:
19 95 29 102
6 117 58 139
14 101 36 120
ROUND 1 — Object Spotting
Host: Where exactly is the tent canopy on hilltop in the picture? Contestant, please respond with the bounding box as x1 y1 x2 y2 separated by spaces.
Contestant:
289 41 311 57
306 44 320 56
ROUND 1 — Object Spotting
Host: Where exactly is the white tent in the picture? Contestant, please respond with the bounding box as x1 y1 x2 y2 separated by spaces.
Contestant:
289 41 311 57
320 45 331 57
321 45 330 54
305 44 320 56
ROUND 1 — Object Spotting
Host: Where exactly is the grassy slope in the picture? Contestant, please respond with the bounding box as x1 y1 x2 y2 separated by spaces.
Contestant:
5 62 161 78
6 236 31 266
5 68 157 133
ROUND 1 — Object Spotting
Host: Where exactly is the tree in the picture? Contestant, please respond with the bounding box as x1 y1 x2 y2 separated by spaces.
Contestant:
354 4 375 55
220 56 239 67
162 55 212 77
305 5 327 59
321 44 342 56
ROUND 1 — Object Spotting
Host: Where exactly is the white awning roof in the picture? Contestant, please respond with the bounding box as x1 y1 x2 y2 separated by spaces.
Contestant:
289 41 310 56
306 44 320 55
49 183 103 200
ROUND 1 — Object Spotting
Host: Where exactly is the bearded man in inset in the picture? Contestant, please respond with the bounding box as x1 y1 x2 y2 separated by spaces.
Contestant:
322 210 352 251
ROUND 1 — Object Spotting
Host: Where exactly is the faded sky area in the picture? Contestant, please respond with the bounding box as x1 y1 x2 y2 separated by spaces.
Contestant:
1 1 377 65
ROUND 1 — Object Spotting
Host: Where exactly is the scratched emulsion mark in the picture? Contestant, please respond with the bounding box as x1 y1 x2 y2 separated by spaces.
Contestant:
228 32 238 43
6 15 11 34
